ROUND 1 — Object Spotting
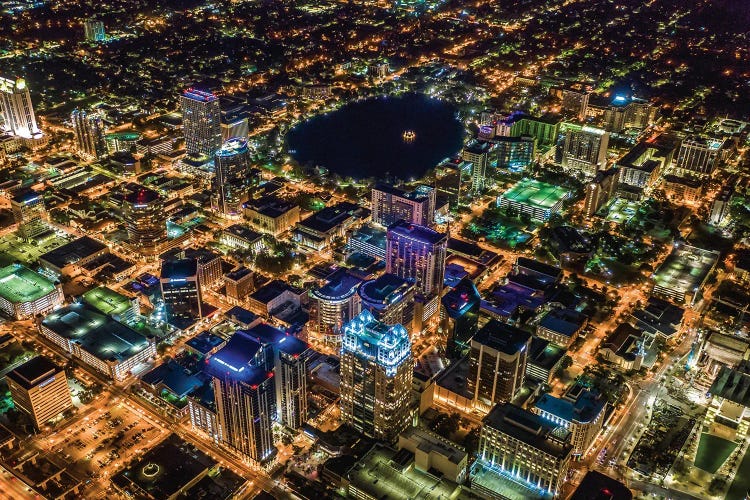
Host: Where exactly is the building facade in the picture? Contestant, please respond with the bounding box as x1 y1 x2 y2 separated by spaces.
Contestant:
371 183 436 228
6 356 73 430
180 88 222 156
71 109 107 159
340 310 413 443
122 186 167 256
386 221 447 299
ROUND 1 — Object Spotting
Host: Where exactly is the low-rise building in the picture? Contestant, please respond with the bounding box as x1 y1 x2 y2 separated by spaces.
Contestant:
0 264 64 320
243 195 300 237
397 427 468 484
536 308 588 348
40 303 156 380
294 202 366 251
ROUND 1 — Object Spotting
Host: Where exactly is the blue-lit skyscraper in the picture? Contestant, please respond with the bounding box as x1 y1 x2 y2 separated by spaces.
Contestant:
180 88 222 156
340 310 413 443
160 258 203 328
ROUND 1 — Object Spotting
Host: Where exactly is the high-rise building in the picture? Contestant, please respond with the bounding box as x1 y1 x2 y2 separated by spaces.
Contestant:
371 183 436 227
11 188 47 240
71 108 106 159
180 88 222 156
122 186 167 256
584 168 618 217
560 88 590 121
0 76 42 141
83 19 105 41
463 140 493 192
440 277 481 358
213 137 251 218
474 403 572 497
468 320 531 410
493 136 535 171
160 258 203 327
358 273 415 330
561 125 610 178
206 331 276 464
340 310 413 443
310 270 362 344
6 356 72 430
675 135 724 177
273 332 310 429
161 247 223 288
386 221 448 299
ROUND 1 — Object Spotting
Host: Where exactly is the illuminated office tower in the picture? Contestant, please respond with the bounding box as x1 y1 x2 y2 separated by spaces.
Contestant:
0 76 43 144
371 183 436 227
340 310 413 443
310 270 362 344
160 258 203 327
386 221 447 298
463 140 492 193
83 19 105 41
71 109 106 159
121 186 167 256
468 320 531 409
440 277 481 358
560 125 609 178
6 356 73 430
206 331 276 464
11 188 47 240
358 273 415 329
180 88 222 156
212 137 251 218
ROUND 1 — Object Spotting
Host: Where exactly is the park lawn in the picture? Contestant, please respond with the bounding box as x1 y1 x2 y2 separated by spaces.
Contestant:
694 433 736 473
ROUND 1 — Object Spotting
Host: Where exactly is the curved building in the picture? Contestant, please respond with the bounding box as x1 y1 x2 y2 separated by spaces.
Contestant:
358 273 415 331
213 137 251 218
122 186 167 256
310 270 362 344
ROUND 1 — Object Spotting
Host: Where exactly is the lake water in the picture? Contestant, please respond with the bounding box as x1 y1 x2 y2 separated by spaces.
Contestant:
286 93 465 180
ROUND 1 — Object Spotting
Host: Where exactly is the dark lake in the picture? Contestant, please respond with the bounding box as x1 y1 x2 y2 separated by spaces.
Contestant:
286 93 465 180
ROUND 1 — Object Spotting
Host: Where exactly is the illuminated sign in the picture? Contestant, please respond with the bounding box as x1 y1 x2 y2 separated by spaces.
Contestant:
38 375 56 388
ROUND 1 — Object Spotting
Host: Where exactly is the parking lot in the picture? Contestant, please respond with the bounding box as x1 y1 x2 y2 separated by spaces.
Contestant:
46 401 167 494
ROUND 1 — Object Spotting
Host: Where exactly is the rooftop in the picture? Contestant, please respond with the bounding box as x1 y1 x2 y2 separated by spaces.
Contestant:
533 386 606 425
709 364 750 407
185 330 226 356
387 220 448 245
312 269 362 302
297 201 362 234
0 264 57 304
140 359 203 398
631 296 684 338
6 356 61 390
160 258 198 280
501 178 570 209
571 471 632 500
653 243 719 299
539 308 587 338
224 224 263 243
483 403 572 459
42 302 153 364
112 433 216 499
358 273 412 307
472 320 531 356
81 286 133 317
39 236 108 270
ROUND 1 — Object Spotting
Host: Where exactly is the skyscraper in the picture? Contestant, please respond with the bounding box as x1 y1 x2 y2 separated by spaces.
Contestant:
340 310 413 443
206 331 276 464
180 88 222 156
71 108 107 159
0 76 43 141
560 125 609 178
6 356 73 430
440 277 481 358
468 320 531 410
273 332 310 429
122 186 167 256
213 137 251 217
386 221 447 298
371 183 436 227
160 258 203 327
675 135 724 177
